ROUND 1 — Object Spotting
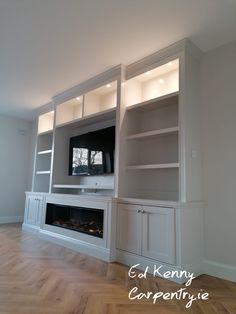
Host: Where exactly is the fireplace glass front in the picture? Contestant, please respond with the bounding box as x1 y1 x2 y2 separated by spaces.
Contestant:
45 203 104 238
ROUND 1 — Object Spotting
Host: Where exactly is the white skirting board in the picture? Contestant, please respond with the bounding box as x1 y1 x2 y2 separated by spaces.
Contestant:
203 260 236 283
0 216 23 224
39 229 114 262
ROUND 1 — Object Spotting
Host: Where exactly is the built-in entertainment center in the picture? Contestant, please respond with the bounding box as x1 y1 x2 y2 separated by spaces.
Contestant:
23 39 204 284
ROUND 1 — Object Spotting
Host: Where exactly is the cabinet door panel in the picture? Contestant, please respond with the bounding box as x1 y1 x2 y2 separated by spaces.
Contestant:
142 206 175 264
116 204 142 255
25 196 42 226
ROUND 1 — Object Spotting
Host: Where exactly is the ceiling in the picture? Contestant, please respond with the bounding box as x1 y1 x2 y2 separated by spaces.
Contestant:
0 0 236 120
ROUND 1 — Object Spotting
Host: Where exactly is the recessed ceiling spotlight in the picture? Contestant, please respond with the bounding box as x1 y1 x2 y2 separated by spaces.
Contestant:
167 62 173 66
145 71 151 75
106 84 111 88
76 97 80 100
159 79 164 84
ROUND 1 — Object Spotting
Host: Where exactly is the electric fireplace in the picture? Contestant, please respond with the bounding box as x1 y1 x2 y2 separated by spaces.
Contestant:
45 203 104 238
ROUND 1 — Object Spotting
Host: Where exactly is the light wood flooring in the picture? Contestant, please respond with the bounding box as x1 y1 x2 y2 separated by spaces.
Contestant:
0 224 235 314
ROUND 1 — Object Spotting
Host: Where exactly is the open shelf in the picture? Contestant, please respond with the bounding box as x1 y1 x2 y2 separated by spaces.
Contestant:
84 81 117 117
126 126 179 140
126 92 179 113
124 59 179 107
38 149 52 155
56 96 83 126
36 171 51 175
126 163 179 170
53 184 114 190
56 107 116 130
38 111 54 134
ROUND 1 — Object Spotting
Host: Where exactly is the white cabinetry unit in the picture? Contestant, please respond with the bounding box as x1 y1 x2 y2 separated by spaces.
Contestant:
23 39 203 283
22 192 44 232
117 203 175 264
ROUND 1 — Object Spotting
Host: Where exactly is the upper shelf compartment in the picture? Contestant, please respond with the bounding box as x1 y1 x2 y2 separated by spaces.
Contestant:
38 111 54 134
84 81 117 117
123 59 179 107
55 81 117 128
56 96 83 127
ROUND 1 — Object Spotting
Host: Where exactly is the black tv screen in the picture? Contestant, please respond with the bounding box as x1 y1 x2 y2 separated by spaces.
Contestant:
69 126 115 176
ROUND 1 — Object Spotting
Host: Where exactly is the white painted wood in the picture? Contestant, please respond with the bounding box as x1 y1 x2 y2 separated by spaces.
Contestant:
53 184 114 190
24 194 43 227
56 96 83 126
116 203 142 255
126 126 179 140
37 149 52 155
39 229 113 262
116 203 175 265
126 91 178 112
142 206 175 264
126 163 179 170
38 111 54 134
36 171 51 174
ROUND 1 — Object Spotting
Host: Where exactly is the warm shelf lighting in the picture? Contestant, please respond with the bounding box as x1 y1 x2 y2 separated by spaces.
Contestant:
167 62 173 66
106 84 111 88
145 71 151 75
159 78 164 84
76 97 80 100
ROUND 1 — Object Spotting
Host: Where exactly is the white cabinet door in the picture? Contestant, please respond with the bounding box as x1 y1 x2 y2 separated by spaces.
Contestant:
25 195 43 226
116 204 142 255
142 206 175 265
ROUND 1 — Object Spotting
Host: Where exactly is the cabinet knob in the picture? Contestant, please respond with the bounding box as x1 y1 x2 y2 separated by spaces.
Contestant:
141 209 146 214
137 209 142 213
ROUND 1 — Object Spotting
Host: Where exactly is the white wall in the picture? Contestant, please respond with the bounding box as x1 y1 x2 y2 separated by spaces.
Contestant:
0 115 34 223
200 40 236 280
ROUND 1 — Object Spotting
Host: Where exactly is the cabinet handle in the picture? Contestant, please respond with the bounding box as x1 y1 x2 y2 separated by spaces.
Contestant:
141 210 146 214
137 209 142 213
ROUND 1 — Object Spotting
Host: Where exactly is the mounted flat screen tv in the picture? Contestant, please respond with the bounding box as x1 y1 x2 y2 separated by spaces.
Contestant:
69 126 115 176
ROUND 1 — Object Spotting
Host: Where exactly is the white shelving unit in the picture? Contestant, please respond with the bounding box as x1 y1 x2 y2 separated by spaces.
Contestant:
119 65 180 201
33 112 54 193
25 40 204 283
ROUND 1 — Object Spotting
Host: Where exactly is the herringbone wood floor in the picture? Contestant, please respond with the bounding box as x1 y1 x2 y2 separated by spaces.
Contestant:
0 224 235 313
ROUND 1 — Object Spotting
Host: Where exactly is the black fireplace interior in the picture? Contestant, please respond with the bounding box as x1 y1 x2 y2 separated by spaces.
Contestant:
45 203 104 238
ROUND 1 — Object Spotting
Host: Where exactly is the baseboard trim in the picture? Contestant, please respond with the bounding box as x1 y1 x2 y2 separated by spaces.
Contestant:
203 260 236 283
0 216 23 224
